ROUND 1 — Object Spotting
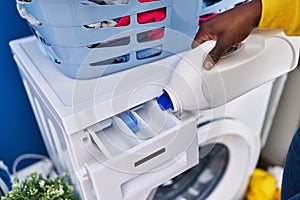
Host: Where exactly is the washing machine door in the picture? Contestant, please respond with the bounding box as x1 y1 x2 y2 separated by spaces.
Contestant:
149 119 258 200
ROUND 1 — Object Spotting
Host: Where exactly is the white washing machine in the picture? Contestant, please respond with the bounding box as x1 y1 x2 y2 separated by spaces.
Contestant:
9 31 299 200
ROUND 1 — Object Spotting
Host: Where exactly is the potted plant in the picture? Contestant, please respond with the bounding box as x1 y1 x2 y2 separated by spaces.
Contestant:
2 171 80 200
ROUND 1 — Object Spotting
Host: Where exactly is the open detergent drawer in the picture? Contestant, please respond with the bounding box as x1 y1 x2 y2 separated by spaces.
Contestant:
79 100 199 200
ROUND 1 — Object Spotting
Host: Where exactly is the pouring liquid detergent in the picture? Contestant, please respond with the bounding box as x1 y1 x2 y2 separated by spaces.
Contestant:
157 31 299 112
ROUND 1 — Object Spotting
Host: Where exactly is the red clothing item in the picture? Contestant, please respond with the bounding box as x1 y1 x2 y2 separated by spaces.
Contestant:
146 27 164 41
116 0 166 27
116 0 166 41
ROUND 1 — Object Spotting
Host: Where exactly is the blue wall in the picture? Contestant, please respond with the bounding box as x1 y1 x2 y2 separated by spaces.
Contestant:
0 1 48 172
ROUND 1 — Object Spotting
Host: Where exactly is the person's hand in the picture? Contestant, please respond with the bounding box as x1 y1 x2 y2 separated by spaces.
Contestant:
192 0 262 70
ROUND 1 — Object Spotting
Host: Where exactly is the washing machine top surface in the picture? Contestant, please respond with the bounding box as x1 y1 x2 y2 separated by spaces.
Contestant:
12 36 180 107
10 36 185 133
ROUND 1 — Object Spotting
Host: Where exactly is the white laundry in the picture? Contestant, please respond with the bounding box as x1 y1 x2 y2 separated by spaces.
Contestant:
88 0 129 5
85 0 129 28
85 19 117 28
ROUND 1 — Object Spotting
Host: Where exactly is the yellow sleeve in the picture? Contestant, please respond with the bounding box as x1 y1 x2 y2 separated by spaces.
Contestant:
258 0 300 36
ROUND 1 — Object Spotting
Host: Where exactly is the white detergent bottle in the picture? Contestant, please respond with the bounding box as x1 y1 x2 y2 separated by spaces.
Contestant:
157 30 299 112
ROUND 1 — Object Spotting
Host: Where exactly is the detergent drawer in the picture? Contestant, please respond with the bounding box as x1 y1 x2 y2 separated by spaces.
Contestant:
78 100 199 200
82 100 198 172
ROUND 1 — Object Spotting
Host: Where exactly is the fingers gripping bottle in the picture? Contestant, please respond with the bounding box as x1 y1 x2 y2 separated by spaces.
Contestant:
157 31 300 112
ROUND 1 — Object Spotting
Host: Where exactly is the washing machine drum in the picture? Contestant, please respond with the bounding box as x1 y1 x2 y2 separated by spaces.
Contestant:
153 144 229 200
150 119 259 200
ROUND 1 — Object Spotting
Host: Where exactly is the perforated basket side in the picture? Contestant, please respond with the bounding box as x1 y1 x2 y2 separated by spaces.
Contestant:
19 0 170 26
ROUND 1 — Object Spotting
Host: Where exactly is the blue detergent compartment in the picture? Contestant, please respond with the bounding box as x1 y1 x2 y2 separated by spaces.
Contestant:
17 0 245 79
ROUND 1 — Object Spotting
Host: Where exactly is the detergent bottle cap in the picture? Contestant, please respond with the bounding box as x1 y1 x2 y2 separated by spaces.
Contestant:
157 90 174 111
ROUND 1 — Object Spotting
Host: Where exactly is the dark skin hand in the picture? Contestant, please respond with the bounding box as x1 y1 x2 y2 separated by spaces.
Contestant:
192 0 262 70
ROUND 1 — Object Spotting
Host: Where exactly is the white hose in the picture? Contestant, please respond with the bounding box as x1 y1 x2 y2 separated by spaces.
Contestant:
12 153 50 176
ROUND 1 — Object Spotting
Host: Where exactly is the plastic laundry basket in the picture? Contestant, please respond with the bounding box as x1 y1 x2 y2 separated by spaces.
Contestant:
16 0 245 79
